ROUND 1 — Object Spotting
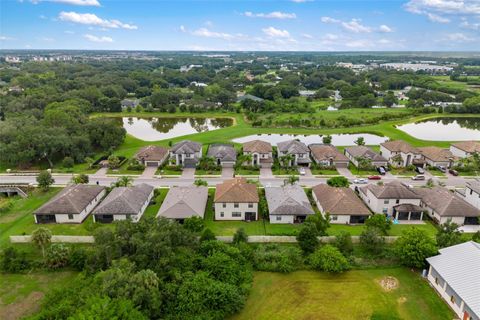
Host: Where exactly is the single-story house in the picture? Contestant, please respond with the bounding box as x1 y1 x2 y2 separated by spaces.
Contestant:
464 180 480 210
309 144 349 168
417 146 457 168
359 181 423 221
277 140 311 167
156 186 208 222
170 140 202 168
92 183 154 223
344 146 388 168
265 184 314 224
426 241 480 320
121 98 140 110
450 141 480 158
207 144 237 167
214 177 259 221
379 140 422 167
414 187 480 225
135 145 169 167
34 185 106 224
242 140 273 168
312 184 371 224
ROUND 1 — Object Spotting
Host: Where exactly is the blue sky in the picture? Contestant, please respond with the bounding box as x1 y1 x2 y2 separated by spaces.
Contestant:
1 0 479 51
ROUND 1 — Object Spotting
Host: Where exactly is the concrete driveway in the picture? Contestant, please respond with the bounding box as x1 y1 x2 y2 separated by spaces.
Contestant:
260 167 273 178
336 167 354 178
221 167 234 178
141 166 157 178
181 168 196 179
92 167 108 177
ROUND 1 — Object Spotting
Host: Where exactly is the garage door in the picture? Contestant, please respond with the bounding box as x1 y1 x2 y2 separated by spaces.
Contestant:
145 161 159 167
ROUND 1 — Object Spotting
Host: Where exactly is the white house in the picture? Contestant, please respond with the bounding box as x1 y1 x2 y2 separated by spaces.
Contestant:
265 184 314 224
169 140 202 168
379 140 422 167
450 141 480 158
464 180 480 210
418 146 457 168
214 178 259 221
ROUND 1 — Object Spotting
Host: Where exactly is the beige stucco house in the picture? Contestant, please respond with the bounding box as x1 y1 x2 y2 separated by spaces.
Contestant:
214 178 259 221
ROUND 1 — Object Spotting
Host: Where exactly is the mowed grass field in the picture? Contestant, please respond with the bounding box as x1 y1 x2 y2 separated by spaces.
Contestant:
231 269 453 320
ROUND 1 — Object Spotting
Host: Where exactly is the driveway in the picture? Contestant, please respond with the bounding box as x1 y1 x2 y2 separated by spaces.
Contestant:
181 168 196 179
336 167 354 178
260 167 273 178
300 167 313 177
141 166 157 178
92 167 107 177
221 167 234 178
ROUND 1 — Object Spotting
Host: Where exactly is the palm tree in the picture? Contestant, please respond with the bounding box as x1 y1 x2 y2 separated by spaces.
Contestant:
284 175 299 186
354 137 365 146
355 156 372 173
114 176 133 187
279 154 295 168
32 227 52 258
238 154 253 167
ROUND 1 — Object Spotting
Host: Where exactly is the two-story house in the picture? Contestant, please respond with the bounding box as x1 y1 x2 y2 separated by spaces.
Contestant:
379 140 422 167
277 140 311 167
344 146 388 168
214 178 259 221
169 140 202 168
464 180 480 210
242 140 273 168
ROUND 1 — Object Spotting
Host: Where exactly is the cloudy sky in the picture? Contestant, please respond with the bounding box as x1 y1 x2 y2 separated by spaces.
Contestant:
1 0 479 51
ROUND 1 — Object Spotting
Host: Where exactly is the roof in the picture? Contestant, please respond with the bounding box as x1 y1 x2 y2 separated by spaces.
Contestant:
135 145 169 162
93 184 154 215
467 180 480 195
312 184 371 216
157 186 208 219
393 203 423 212
380 140 418 154
121 98 139 107
413 187 480 217
243 140 272 154
170 140 202 154
265 185 314 216
207 144 237 162
417 146 456 162
451 141 480 153
277 140 309 154
237 94 264 102
309 144 349 162
214 178 259 203
360 181 421 200
427 241 480 318
345 146 387 162
35 185 105 215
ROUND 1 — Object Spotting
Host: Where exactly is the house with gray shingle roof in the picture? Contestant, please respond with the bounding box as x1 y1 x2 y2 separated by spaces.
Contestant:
345 146 388 168
265 184 314 224
156 186 208 221
242 140 273 168
93 183 154 223
464 180 480 210
34 185 106 224
277 140 311 167
207 144 237 167
169 140 202 168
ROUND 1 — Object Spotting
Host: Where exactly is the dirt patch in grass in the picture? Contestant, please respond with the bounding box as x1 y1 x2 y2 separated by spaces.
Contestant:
398 296 407 304
377 276 399 292
0 291 44 320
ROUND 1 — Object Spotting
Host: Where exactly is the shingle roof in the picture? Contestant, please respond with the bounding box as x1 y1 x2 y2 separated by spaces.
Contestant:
345 146 387 162
243 140 272 154
214 178 259 203
309 144 349 162
277 140 309 154
135 145 169 162
360 181 421 199
380 140 418 154
413 187 480 217
393 203 423 212
35 185 105 215
170 140 202 154
93 184 154 215
312 184 371 216
265 185 314 216
427 241 480 318
417 146 456 162
467 180 480 195
207 144 237 162
157 186 208 219
451 141 480 153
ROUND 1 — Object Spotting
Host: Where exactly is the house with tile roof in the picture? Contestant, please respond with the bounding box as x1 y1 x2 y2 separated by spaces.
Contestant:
417 146 457 168
380 140 423 167
169 140 202 168
135 145 169 167
265 184 314 224
344 146 388 168
277 140 311 167
242 140 273 168
214 178 259 221
156 186 208 221
207 144 237 167
309 144 349 168
450 141 480 158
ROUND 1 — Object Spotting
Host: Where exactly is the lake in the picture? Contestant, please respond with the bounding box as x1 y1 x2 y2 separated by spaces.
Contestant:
232 133 388 146
396 117 480 141
121 117 233 141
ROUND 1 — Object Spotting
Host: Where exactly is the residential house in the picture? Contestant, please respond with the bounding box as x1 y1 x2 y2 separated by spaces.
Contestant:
156 186 208 222
214 178 259 221
358 181 423 221
426 241 480 320
242 140 273 168
34 185 106 224
464 180 480 210
121 98 140 110
207 144 237 167
413 187 480 225
236 94 264 103
344 146 388 168
450 141 480 158
170 140 202 168
309 144 349 168
93 184 154 223
277 140 311 167
417 146 457 168
135 145 169 167
379 140 422 167
312 184 371 224
265 184 314 224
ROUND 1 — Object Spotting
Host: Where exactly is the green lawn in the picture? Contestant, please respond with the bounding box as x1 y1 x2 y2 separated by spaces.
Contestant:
234 167 260 176
390 167 417 177
231 269 453 320
310 168 339 176
195 168 222 176
272 167 299 176
143 188 169 219
348 164 379 176
156 166 182 176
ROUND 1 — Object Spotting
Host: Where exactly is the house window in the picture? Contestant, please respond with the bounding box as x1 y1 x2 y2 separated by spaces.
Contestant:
234 203 239 208
450 296 456 304
232 212 241 217
68 214 74 220
384 200 389 204
222 203 226 208
220 212 224 217
276 216 281 221
331 216 338 221
396 199 400 204
248 203 253 208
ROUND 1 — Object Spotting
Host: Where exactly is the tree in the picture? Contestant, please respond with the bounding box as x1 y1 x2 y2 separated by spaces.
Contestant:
327 176 350 187
1 247 30 272
283 175 299 186
232 228 248 244
72 173 89 184
32 227 52 258
200 228 216 242
359 227 385 256
70 296 147 320
113 176 133 187
37 170 54 191
436 220 462 248
108 155 121 169
184 216 205 233
355 156 372 171
322 135 332 144
472 230 480 242
304 212 329 236
296 223 319 254
365 214 392 236
279 154 294 168
334 231 353 256
395 228 437 268
45 244 70 269
354 136 365 146
62 156 74 168
309 245 350 273
194 179 208 186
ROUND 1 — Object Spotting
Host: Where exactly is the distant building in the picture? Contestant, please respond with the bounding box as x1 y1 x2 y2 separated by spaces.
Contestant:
236 94 264 103
121 98 140 110
380 63 453 73
464 180 480 210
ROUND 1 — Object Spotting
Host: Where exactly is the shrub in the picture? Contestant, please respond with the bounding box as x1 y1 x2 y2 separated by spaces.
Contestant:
126 159 145 171
326 176 350 187
472 230 480 242
395 228 438 268
36 170 55 191
309 245 350 273
232 228 248 245
200 228 216 242
252 244 303 272
70 247 89 271
334 231 353 256
1 247 30 272
72 174 89 184
359 227 385 256
365 214 392 236
62 156 74 168
184 216 205 233
296 223 319 254
45 244 70 269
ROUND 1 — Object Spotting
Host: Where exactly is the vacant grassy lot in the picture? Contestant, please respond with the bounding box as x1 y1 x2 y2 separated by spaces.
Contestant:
231 269 453 320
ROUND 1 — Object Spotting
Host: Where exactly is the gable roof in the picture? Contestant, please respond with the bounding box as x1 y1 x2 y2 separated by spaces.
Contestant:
135 145 169 162
312 184 371 216
243 140 272 154
93 184 154 215
345 146 387 162
207 144 237 162
170 140 202 154
265 185 314 216
467 179 480 195
35 185 105 215
413 187 480 217
417 146 456 162
451 141 480 153
309 144 349 162
360 181 421 199
427 241 480 318
380 140 418 154
214 178 259 203
157 186 208 219
277 140 309 154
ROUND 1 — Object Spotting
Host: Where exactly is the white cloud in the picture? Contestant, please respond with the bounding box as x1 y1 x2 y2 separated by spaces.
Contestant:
405 0 480 15
427 13 450 23
191 28 235 40
323 33 339 40
244 11 297 19
0 35 14 41
379 24 393 32
59 11 138 29
344 39 371 48
64 30 75 34
460 19 480 30
321 16 340 23
38 37 55 42
31 0 100 6
84 34 113 43
179 25 186 32
443 32 475 42
301 33 313 39
321 16 375 33
262 26 291 38
378 38 391 44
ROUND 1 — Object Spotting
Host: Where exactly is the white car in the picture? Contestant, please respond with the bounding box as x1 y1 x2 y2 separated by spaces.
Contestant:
299 168 306 175
354 178 368 184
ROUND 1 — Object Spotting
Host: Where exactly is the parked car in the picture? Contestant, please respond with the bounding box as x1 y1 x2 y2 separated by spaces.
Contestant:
377 166 386 175
299 168 306 176
411 175 426 181
354 178 368 184
368 175 382 180
415 167 425 174
449 169 459 176
436 165 447 173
